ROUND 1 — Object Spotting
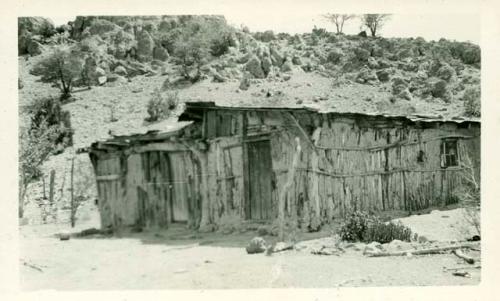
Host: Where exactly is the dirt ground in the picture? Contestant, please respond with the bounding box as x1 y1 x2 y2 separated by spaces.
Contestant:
19 207 480 290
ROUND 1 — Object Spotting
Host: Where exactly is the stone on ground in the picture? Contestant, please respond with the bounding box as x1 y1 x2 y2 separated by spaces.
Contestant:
246 237 267 254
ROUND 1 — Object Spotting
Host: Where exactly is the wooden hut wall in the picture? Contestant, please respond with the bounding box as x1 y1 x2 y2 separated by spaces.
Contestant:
200 109 480 228
92 108 480 230
91 142 202 229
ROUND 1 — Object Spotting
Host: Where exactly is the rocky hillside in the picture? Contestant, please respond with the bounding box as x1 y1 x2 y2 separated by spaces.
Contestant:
18 15 481 225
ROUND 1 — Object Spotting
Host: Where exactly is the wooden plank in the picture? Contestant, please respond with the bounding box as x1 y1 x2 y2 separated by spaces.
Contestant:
170 152 189 222
96 174 121 181
131 142 189 153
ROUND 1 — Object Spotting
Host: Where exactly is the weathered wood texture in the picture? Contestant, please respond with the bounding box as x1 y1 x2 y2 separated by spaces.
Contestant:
198 109 480 230
92 146 201 229
90 108 480 231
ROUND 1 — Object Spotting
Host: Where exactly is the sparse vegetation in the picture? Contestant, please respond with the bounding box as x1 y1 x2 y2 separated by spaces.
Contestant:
19 97 73 217
145 88 179 122
31 44 85 100
454 154 480 236
339 211 414 243
463 87 481 117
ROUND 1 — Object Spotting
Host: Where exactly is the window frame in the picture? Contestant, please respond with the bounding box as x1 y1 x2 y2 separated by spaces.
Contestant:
440 139 459 168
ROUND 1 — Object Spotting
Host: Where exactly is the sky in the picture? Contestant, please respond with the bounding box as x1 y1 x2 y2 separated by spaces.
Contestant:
48 13 480 45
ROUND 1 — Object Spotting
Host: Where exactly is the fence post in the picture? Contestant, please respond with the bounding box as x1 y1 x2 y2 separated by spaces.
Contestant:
70 157 75 227
48 170 55 204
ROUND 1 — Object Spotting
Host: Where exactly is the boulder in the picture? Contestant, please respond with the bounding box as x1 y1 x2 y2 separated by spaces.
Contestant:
237 52 251 64
136 30 155 62
95 67 106 77
261 56 272 76
245 55 266 78
59 231 70 241
292 56 303 65
97 76 107 85
26 39 45 56
356 67 378 84
212 71 227 83
280 58 294 73
106 74 127 86
376 70 390 82
153 46 169 61
367 57 380 69
113 66 128 76
270 45 284 67
246 237 267 254
363 242 383 255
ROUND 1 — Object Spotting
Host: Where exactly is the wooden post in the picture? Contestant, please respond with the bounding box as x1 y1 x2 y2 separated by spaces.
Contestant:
42 176 46 199
48 170 55 204
70 157 75 227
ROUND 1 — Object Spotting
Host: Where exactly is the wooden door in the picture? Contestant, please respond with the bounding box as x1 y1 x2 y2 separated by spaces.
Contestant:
247 140 273 220
168 152 189 222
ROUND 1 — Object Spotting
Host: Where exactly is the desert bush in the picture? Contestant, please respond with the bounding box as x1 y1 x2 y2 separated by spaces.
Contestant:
363 218 413 243
463 87 481 117
454 154 480 236
446 41 481 66
339 211 370 242
436 63 456 82
391 77 408 95
339 211 414 243
353 47 370 62
253 30 276 42
145 89 179 122
461 46 481 66
276 32 292 41
210 32 236 57
430 79 450 101
327 49 343 64
19 97 73 216
311 26 328 38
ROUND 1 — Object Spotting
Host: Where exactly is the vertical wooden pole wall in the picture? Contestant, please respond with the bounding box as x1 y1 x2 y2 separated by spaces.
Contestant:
242 111 250 219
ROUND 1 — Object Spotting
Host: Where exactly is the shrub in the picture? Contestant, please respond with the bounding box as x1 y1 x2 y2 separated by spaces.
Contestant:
461 46 481 65
210 32 235 57
253 30 276 42
430 79 450 101
339 211 414 243
454 154 480 236
327 49 343 64
436 63 455 82
19 97 74 216
363 219 413 243
145 89 179 122
312 26 328 38
353 47 370 62
463 87 481 117
339 211 370 242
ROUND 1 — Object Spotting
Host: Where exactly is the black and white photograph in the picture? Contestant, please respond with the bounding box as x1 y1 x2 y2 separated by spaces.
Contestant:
4 0 499 296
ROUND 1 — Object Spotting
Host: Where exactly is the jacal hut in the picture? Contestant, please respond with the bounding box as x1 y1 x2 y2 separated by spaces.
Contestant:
89 101 480 232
